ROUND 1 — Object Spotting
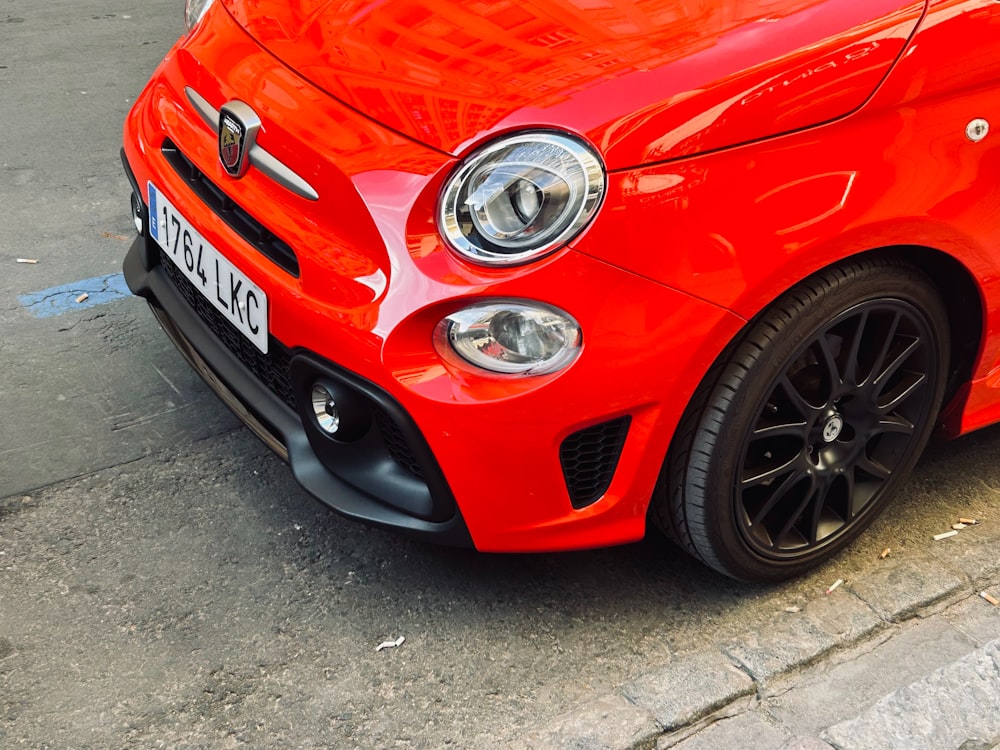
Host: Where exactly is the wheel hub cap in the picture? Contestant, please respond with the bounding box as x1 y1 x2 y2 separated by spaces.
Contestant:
821 414 844 443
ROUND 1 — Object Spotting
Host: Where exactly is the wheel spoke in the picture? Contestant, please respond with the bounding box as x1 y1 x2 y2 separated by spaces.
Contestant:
807 477 835 544
843 310 869 387
870 414 915 438
774 482 820 548
867 311 901 385
850 452 893 517
747 467 811 527
856 454 892 481
750 420 808 440
741 456 799 488
842 468 858 520
873 336 921 393
815 333 843 392
876 372 926 414
778 374 823 420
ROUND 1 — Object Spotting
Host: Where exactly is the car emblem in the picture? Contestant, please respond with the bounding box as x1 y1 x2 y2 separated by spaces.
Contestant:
218 101 261 178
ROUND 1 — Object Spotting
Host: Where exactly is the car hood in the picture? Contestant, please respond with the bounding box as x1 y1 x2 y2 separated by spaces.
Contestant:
220 0 925 170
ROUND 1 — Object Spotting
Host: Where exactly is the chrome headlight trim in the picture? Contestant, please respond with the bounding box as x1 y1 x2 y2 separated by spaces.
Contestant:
439 132 606 266
184 0 215 31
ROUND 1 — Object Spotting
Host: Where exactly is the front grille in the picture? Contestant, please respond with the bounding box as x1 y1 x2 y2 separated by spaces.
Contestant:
560 417 631 509
159 249 296 408
160 140 299 276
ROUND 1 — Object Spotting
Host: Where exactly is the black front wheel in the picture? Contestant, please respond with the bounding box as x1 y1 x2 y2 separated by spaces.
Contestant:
654 257 950 582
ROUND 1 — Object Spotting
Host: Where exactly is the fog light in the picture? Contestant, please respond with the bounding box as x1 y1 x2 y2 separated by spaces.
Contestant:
305 379 371 441
435 300 582 375
311 384 340 435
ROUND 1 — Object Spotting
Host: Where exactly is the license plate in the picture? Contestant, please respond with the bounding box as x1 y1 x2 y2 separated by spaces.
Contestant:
148 182 268 353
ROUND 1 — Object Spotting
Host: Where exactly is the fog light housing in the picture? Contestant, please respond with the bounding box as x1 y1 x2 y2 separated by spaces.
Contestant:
307 380 370 441
435 301 582 376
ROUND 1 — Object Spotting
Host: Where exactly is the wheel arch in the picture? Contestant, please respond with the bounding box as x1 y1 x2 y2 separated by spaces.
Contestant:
725 244 981 411
721 243 984 416
869 245 983 405
824 245 985 418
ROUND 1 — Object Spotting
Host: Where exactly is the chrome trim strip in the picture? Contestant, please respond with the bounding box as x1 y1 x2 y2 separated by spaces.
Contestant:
186 86 218 130
184 87 319 201
249 149 320 202
149 303 290 462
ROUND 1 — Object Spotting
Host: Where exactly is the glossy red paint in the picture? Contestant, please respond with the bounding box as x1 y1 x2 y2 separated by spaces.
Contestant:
220 0 925 168
123 0 1000 568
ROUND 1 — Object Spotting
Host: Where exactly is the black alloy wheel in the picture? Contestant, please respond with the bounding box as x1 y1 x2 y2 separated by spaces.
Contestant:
654 257 950 582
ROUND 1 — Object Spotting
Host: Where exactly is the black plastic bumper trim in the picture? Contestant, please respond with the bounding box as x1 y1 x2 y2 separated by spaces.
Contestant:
123 233 473 547
289 354 457 522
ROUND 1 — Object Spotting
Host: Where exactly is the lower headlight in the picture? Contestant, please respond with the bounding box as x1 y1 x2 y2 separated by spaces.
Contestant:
435 301 582 376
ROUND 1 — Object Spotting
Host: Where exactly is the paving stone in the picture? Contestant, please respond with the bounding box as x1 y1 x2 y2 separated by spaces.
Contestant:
791 590 884 644
846 554 966 622
656 712 790 750
510 694 659 750
956 738 1000 750
778 738 836 750
764 617 977 735
928 528 1000 586
724 614 837 684
622 649 755 731
942 594 1000 647
821 640 1000 750
721 591 884 686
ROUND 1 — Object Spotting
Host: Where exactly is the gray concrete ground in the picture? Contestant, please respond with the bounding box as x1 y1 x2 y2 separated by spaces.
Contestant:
2 1 999 748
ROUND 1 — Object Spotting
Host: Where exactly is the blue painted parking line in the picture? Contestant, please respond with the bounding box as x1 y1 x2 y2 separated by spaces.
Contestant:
19 273 132 318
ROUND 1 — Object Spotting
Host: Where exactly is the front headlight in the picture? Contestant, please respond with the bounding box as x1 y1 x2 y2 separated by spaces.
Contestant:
184 0 215 30
439 132 606 266
435 301 582 376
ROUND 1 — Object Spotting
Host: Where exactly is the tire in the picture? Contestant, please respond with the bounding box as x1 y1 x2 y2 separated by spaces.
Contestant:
653 257 950 582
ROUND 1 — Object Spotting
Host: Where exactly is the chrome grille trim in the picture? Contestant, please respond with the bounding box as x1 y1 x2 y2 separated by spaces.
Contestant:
185 86 320 201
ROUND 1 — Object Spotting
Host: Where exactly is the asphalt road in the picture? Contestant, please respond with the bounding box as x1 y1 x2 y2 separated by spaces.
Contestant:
2 2 999 748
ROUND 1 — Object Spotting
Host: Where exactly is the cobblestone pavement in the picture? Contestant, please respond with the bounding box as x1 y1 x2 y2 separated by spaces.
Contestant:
512 516 1000 750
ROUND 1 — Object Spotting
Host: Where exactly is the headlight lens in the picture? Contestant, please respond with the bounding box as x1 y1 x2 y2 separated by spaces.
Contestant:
184 0 215 30
439 133 605 266
435 301 582 376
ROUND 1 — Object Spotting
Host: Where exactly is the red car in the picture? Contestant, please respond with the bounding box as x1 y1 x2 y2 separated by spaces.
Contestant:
121 0 1000 581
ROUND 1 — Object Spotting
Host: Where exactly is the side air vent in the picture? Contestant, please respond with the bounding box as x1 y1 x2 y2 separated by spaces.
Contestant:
560 416 631 509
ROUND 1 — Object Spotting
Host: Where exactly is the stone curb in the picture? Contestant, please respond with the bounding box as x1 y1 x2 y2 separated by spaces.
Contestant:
508 552 980 750
820 639 1000 750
